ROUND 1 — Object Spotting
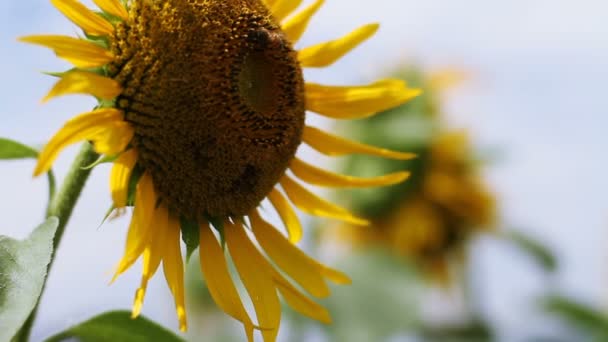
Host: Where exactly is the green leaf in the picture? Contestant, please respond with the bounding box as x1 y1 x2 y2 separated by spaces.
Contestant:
544 296 608 335
0 138 38 160
505 230 557 272
180 218 199 262
0 137 57 205
0 217 59 342
45 310 185 342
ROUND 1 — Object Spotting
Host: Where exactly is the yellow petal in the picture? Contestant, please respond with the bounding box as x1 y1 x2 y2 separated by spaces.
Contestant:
279 175 369 226
162 216 187 332
250 210 329 298
111 173 157 280
271 0 303 21
290 157 410 188
281 0 324 43
298 23 378 68
305 79 421 119
267 189 302 243
110 149 138 208
19 35 114 68
133 204 170 318
272 271 331 324
93 121 133 156
226 221 281 342
111 209 143 281
93 0 128 20
34 108 131 176
199 222 256 342
51 0 114 36
43 70 122 102
302 126 416 160
318 267 351 285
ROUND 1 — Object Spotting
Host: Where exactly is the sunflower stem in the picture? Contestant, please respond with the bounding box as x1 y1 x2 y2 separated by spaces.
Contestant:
16 142 99 342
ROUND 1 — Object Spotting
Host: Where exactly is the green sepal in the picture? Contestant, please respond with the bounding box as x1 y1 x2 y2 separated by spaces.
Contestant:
180 218 200 263
0 137 38 160
81 154 118 170
208 217 226 249
126 163 144 206
42 68 77 78
99 205 117 228
45 310 185 342
83 25 111 50
0 217 59 342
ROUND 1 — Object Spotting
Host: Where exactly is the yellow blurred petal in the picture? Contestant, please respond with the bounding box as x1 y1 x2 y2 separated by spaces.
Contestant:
110 149 137 208
290 157 410 188
111 173 156 281
19 35 114 68
93 0 128 20
428 68 467 91
281 0 324 43
34 108 130 176
273 271 331 324
226 221 281 342
162 216 187 332
271 0 303 21
43 70 122 102
250 210 329 298
298 23 378 68
305 79 421 119
279 175 369 225
302 126 416 160
199 222 256 341
267 189 302 243
133 204 170 318
131 278 148 319
51 0 114 36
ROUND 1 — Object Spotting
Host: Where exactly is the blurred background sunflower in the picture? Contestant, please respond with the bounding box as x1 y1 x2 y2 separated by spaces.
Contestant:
329 68 496 286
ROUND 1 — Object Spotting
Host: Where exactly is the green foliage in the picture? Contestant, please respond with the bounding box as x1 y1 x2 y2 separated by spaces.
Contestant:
45 311 185 342
506 230 557 272
321 250 423 342
0 217 59 342
0 138 38 160
180 218 200 262
544 296 608 340
419 321 493 342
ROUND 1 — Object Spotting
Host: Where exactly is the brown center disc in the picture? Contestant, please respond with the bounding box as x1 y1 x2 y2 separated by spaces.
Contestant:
109 0 305 219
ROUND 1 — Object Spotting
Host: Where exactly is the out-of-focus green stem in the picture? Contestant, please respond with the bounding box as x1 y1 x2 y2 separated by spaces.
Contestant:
15 142 99 342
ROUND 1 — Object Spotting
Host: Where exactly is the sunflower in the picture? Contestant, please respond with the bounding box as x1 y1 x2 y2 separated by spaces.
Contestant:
22 0 420 339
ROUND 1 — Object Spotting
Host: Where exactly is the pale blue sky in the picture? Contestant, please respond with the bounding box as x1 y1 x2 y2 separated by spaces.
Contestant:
1 0 608 340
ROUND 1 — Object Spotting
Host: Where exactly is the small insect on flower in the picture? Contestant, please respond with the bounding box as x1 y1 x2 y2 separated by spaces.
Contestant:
22 0 421 340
